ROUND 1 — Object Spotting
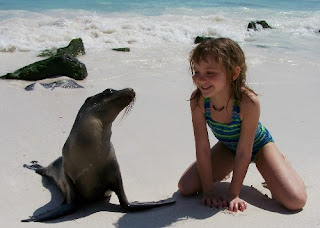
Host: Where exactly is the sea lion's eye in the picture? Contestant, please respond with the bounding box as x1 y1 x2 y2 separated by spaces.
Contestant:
103 88 116 97
106 89 115 93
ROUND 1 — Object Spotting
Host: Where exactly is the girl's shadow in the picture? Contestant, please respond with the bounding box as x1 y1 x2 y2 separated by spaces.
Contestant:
216 182 300 214
115 182 300 228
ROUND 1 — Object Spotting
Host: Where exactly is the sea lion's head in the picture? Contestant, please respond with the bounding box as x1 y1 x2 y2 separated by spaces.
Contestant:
78 88 135 124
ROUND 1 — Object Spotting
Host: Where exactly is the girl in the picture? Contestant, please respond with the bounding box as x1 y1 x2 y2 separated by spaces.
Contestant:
178 38 307 212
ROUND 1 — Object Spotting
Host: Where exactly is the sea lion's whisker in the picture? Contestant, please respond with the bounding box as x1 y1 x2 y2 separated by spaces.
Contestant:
119 97 135 121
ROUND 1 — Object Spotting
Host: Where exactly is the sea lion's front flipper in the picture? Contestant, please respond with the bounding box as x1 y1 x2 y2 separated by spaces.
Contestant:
21 202 77 222
125 198 176 211
112 174 175 211
112 164 176 212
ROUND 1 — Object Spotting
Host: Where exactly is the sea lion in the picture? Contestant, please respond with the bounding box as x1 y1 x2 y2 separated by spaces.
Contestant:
22 88 175 222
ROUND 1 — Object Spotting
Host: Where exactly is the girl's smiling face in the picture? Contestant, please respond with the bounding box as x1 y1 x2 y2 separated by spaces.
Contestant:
192 58 229 98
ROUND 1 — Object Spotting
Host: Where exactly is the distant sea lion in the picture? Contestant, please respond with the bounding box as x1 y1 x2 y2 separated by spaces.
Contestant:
22 88 175 222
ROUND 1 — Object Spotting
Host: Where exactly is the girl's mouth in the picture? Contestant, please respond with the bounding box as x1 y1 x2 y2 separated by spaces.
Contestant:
200 85 213 90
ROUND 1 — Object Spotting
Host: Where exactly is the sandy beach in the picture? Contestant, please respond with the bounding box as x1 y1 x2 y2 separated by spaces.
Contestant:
0 41 320 227
0 42 319 228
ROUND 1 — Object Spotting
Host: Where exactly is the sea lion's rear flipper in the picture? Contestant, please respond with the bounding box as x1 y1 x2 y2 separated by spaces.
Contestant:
21 162 79 222
23 161 47 176
21 202 77 222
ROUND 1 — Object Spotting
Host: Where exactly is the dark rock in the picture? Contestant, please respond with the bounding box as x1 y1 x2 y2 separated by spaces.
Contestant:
256 45 269 48
37 49 57 57
25 78 84 91
112 47 130 52
194 36 213 44
38 38 85 57
24 83 36 91
1 53 87 81
247 20 272 31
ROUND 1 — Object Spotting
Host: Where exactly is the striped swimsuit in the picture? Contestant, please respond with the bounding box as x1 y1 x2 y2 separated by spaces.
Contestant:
204 98 274 160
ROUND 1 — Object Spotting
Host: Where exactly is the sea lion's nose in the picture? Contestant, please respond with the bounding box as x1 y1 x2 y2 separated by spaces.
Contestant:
124 88 135 99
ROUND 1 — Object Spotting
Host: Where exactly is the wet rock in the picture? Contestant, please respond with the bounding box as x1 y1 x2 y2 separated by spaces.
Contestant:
112 47 130 52
247 20 272 31
1 53 87 81
194 36 213 44
25 78 84 91
38 38 85 57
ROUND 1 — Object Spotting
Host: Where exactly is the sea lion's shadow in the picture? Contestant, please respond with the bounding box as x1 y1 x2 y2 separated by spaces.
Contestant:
31 177 64 217
31 178 297 225
29 177 123 223
31 177 216 224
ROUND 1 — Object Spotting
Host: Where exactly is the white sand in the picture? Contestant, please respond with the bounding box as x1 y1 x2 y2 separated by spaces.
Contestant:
0 45 320 227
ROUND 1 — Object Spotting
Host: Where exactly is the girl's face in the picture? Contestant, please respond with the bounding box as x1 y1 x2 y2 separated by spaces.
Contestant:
192 58 229 98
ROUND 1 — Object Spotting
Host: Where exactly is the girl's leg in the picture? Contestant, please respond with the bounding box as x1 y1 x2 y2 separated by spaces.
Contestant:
254 143 307 210
178 142 235 196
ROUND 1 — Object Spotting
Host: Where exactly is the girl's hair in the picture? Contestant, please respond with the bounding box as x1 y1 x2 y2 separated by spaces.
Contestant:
189 37 256 103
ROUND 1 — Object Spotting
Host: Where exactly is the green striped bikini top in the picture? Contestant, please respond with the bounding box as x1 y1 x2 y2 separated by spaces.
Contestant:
204 98 273 154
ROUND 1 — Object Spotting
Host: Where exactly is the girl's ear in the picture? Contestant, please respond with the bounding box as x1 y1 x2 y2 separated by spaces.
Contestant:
233 66 241 81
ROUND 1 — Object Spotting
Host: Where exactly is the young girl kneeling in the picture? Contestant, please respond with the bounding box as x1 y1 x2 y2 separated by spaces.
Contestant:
178 38 307 212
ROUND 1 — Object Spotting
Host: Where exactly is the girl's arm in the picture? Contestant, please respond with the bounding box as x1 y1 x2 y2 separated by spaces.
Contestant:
228 93 260 211
190 94 215 205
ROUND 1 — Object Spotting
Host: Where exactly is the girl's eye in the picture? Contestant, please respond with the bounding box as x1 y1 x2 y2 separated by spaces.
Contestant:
207 72 216 76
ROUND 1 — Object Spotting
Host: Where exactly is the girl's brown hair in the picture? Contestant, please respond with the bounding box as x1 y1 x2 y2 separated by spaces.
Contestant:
190 37 256 103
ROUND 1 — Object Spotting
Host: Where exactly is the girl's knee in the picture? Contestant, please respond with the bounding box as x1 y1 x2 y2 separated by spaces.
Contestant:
177 178 197 196
281 189 307 211
177 179 189 196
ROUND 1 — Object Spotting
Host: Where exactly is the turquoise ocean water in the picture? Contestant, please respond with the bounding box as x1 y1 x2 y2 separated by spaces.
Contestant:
0 0 319 63
1 0 319 13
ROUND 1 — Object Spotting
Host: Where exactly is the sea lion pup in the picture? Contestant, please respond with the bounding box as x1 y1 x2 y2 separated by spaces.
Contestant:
22 88 175 222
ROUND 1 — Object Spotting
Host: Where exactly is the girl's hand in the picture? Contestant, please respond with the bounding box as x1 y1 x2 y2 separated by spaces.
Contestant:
202 191 225 208
226 193 247 212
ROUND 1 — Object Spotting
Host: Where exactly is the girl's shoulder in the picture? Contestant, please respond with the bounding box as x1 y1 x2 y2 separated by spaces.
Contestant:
239 87 260 116
190 89 205 113
240 87 259 104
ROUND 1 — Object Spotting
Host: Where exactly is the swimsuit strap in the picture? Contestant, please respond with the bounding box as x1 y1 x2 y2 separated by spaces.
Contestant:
204 98 211 114
232 99 240 122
